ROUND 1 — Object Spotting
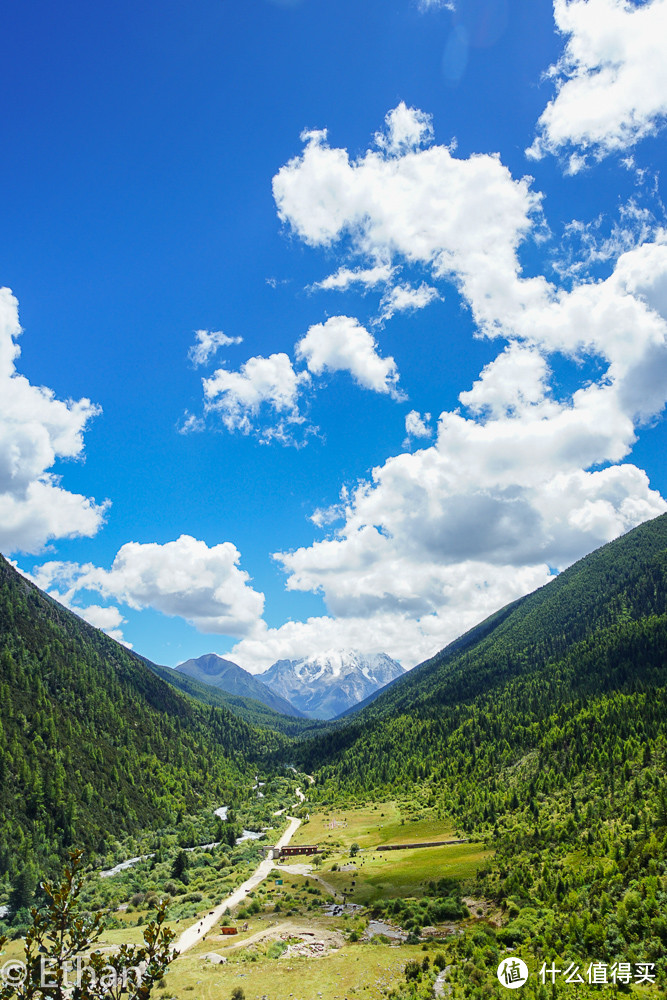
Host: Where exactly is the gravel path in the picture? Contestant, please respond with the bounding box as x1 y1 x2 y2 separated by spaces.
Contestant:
173 815 302 956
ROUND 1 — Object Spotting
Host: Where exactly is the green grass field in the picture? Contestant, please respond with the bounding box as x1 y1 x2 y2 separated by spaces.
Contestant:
292 801 459 851
321 842 492 904
168 935 430 1000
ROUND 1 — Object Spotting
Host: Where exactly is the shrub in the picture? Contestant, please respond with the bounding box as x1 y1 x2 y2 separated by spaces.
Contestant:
404 959 422 981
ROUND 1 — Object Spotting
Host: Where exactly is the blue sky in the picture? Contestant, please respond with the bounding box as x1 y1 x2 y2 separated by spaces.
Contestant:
2 0 667 671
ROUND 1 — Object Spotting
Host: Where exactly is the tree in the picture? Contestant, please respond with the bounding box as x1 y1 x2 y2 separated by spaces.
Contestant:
171 849 189 882
0 850 175 1000
8 863 36 916
350 842 360 857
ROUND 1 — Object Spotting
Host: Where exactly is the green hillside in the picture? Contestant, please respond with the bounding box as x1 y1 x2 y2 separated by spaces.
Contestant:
0 555 275 883
147 660 323 736
304 513 667 788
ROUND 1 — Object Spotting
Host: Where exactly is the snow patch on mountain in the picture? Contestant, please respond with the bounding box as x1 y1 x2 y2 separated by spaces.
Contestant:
259 650 404 719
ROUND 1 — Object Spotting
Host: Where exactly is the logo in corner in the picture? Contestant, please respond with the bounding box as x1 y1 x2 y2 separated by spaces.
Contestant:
497 957 529 989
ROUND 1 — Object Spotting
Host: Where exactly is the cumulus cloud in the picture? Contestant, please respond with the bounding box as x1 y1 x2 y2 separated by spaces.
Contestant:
30 535 265 638
404 410 433 440
378 281 441 321
253 415 664 669
273 108 667 424
202 353 311 444
374 102 435 155
230 457 664 671
0 287 106 555
228 563 550 672
459 343 552 417
528 0 667 169
272 104 545 339
76 603 129 644
188 329 243 367
295 316 403 398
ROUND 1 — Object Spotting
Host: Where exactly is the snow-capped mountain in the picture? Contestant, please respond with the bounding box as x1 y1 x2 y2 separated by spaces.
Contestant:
258 651 405 720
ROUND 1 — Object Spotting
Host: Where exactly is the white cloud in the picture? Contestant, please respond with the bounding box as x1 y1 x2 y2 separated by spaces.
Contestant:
0 287 106 555
257 415 664 669
202 353 311 444
16 560 131 645
228 441 664 672
404 410 433 440
459 343 551 417
188 329 243 367
552 200 660 279
76 603 129 644
309 486 350 529
177 410 206 434
374 102 435 155
273 108 667 420
272 105 545 339
528 0 667 169
229 563 550 672
378 281 440 321
295 316 403 398
418 0 456 9
311 263 395 292
30 535 265 638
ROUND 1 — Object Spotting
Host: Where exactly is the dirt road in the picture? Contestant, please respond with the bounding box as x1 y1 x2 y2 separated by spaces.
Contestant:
173 815 302 956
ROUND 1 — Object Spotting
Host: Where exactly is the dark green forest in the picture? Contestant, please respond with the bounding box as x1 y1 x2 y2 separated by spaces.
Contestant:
0 555 282 883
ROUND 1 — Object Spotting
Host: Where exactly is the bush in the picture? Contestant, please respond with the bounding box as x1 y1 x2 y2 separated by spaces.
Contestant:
267 941 287 959
404 959 422 981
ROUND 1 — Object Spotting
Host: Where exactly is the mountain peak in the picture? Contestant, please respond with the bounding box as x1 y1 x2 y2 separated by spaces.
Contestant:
175 653 303 718
259 650 404 719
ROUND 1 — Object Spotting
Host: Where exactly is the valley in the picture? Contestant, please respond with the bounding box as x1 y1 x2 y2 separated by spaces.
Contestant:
2 515 667 997
0 772 483 1000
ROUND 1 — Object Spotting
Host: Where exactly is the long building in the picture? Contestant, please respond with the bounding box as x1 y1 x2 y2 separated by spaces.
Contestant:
278 844 319 858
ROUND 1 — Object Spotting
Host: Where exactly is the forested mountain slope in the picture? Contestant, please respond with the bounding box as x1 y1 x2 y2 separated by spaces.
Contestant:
0 555 270 882
304 513 667 794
